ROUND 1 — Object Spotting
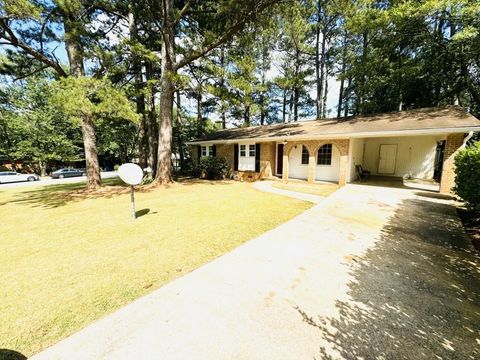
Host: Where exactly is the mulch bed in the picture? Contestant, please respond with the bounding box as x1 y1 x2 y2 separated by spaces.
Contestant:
457 208 480 251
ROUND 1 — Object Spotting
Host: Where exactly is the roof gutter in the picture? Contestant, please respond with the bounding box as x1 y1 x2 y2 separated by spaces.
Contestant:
187 126 480 145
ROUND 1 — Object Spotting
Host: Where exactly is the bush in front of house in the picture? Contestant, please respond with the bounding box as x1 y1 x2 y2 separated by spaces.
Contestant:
454 142 480 210
182 158 201 178
188 157 228 180
201 157 229 180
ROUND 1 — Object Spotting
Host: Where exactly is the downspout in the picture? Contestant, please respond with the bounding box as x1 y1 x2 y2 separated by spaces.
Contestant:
461 131 474 149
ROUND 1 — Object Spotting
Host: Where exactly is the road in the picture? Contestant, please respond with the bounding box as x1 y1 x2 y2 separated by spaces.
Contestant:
0 171 118 190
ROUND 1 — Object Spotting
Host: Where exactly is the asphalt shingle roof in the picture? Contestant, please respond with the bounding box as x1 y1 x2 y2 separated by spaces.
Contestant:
192 106 480 143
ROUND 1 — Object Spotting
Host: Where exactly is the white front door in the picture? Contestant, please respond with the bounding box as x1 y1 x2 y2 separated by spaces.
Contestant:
378 144 397 174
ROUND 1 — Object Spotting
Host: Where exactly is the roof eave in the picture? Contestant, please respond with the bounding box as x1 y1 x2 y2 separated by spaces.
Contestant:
187 126 480 145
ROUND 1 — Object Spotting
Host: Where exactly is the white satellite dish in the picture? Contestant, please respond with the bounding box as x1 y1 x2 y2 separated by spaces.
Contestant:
118 163 143 185
117 163 144 219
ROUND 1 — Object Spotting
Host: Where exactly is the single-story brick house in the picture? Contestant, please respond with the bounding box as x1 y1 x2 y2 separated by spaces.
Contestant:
189 106 480 194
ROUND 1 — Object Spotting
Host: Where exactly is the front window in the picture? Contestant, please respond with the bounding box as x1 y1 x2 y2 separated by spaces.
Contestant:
249 144 256 157
301 146 309 165
201 145 214 157
240 145 246 157
317 144 332 165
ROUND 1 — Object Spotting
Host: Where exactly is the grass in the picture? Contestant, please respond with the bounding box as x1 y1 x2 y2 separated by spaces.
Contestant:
272 180 340 197
0 178 310 358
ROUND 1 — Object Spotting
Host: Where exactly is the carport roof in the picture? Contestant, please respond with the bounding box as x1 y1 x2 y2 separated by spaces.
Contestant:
190 106 480 144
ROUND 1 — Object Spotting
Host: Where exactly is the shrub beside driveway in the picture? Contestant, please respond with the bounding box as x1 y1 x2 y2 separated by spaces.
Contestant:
0 179 310 357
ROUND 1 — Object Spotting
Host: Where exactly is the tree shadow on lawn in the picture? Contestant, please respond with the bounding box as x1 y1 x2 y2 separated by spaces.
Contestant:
1 178 143 209
1 177 235 209
297 197 480 360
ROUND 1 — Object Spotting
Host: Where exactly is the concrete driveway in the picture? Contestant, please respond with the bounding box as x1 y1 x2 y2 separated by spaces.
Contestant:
31 184 480 360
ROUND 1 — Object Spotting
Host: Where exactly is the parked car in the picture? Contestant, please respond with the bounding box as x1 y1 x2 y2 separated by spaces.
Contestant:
51 168 86 179
0 171 39 184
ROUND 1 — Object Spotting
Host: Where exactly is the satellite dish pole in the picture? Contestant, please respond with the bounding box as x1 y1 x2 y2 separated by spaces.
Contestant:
117 163 144 220
130 185 136 219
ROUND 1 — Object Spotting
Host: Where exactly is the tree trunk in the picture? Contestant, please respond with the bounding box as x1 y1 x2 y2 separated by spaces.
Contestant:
337 31 347 118
244 104 250 127
318 29 327 119
197 81 203 136
322 77 328 118
145 61 157 176
155 76 174 184
37 160 47 176
315 1 323 119
129 10 147 169
344 76 352 117
80 115 101 188
293 47 300 122
288 91 294 122
176 90 185 170
221 110 226 129
398 44 403 111
154 1 175 185
64 17 101 188
293 86 299 121
337 77 345 118
220 46 227 129
282 89 287 123
260 92 265 125
356 31 368 115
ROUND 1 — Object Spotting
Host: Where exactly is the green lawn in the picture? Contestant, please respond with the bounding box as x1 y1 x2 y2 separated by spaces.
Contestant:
0 178 310 357
272 180 340 197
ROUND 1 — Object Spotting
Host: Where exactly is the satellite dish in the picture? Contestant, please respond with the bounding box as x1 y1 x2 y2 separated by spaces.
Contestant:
118 163 143 185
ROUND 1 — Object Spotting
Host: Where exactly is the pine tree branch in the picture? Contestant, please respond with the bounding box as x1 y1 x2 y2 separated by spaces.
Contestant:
173 0 281 71
13 65 50 81
174 0 195 26
0 18 68 77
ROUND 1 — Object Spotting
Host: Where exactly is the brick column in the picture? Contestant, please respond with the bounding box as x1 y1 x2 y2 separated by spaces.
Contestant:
338 154 348 186
307 155 315 183
338 139 350 186
282 154 289 182
439 133 465 194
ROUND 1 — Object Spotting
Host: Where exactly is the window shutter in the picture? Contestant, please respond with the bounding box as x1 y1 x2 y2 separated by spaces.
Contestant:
197 145 201 161
234 144 239 171
212 145 216 157
255 143 261 172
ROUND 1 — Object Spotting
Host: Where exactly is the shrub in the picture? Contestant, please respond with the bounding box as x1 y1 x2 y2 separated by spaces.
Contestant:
183 158 201 177
454 142 480 210
189 157 228 180
203 157 229 179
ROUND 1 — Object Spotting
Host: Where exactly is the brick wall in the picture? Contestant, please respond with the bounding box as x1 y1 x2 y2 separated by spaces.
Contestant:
191 145 200 161
216 144 234 176
234 142 276 181
439 133 465 194
260 142 276 178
